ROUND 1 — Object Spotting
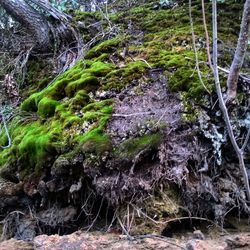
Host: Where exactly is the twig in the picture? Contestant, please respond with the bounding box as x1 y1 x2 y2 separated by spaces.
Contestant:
0 111 11 149
86 197 103 232
130 203 223 228
106 209 118 232
217 66 250 84
116 214 134 240
226 0 250 100
112 112 155 118
189 0 211 94
241 127 250 152
136 58 152 68
130 146 150 175
201 0 213 70
154 108 169 127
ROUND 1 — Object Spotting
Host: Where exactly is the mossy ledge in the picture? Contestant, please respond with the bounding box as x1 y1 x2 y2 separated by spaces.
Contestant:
0 0 243 179
0 58 115 179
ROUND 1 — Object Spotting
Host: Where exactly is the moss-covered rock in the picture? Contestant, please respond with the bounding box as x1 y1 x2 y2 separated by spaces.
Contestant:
37 97 59 118
0 57 116 179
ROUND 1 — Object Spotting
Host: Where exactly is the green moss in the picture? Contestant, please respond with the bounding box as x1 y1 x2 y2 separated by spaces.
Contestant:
81 130 111 154
86 61 115 76
54 103 81 128
181 93 200 122
123 60 149 76
74 11 96 21
76 113 112 154
21 93 40 112
85 37 121 59
44 79 68 100
93 53 110 62
18 121 61 176
72 99 114 154
103 60 150 90
129 6 151 15
0 119 64 178
69 90 90 110
25 59 54 89
83 108 112 121
82 99 113 112
37 97 59 118
116 133 161 159
65 75 99 97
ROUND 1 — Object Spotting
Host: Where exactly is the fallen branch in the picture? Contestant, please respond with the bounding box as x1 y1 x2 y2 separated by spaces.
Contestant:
112 111 155 117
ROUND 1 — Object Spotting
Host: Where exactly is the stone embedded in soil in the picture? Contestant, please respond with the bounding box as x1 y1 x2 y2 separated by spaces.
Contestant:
33 232 183 250
186 239 221 250
193 230 205 240
0 239 33 250
226 234 250 249
0 181 23 197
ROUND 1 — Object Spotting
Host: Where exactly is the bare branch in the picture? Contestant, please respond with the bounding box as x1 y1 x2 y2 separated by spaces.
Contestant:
226 0 250 100
0 112 11 149
201 0 213 70
212 0 250 202
189 0 211 94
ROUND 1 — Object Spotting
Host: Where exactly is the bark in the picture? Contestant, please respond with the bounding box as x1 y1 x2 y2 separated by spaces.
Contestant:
0 0 83 71
0 0 51 50
227 0 250 100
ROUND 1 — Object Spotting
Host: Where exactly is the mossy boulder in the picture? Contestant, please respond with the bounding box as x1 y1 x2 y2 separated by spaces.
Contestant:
37 97 59 118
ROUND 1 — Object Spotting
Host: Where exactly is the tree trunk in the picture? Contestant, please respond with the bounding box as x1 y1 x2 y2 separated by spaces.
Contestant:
0 0 83 72
0 0 51 50
226 0 250 100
